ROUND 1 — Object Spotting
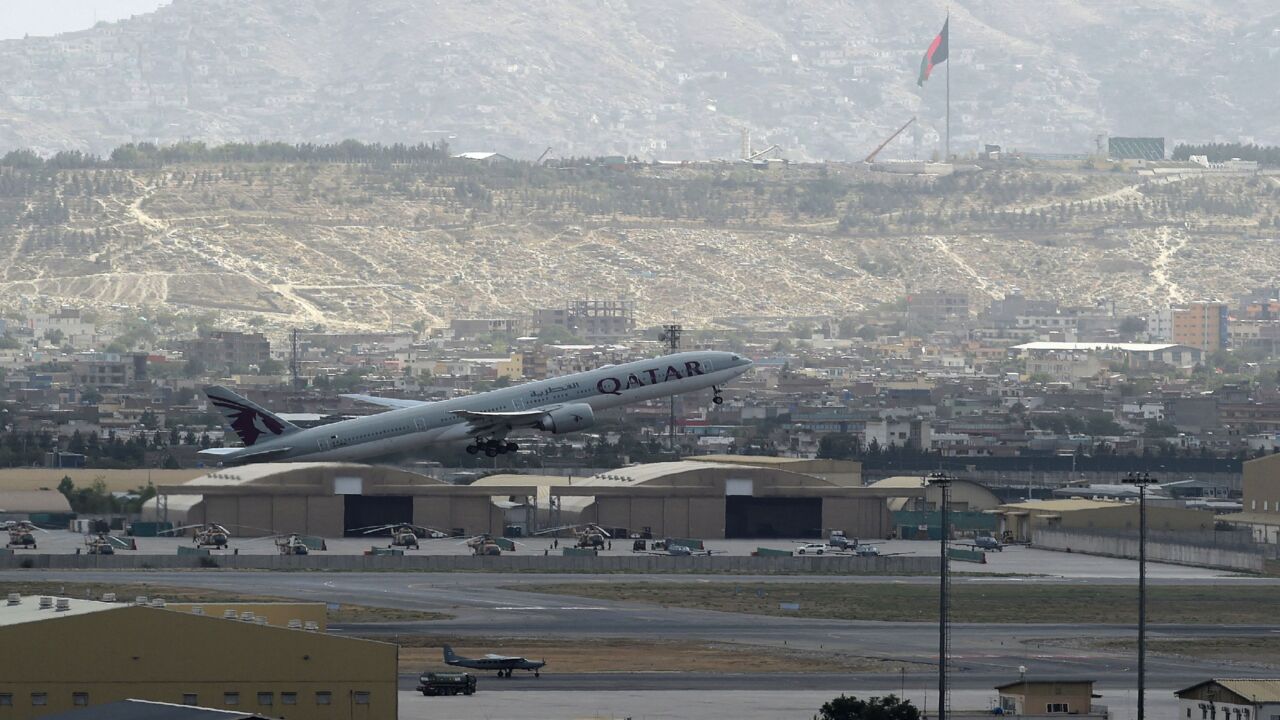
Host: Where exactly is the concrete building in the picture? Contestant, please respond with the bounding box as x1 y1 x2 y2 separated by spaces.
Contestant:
1223 453 1280 543
1011 342 1204 370
993 679 1103 717
154 460 915 540
1153 302 1229 352
183 331 270 373
1176 679 1280 720
0 595 396 720
906 290 969 327
535 300 636 341
995 499 1216 542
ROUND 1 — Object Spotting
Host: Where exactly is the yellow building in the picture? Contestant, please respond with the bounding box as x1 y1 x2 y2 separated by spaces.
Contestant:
994 679 1101 716
1222 453 1280 543
0 596 397 720
996 499 1215 542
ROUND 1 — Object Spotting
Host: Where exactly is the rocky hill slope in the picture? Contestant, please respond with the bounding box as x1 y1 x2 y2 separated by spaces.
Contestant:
2 154 1278 331
0 0 1276 159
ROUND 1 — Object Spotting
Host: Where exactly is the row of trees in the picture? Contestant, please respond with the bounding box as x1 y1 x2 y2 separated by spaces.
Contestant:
1172 143 1280 165
0 140 454 170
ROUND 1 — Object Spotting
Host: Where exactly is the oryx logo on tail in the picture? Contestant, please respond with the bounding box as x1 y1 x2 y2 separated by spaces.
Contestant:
204 386 299 447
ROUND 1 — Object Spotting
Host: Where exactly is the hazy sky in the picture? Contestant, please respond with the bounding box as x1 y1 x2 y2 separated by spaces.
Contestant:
0 1 170 40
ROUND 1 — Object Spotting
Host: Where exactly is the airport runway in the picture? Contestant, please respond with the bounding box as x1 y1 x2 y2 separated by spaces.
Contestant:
5 568 1274 689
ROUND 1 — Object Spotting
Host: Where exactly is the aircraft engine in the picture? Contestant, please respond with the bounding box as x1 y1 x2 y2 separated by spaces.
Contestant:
537 403 595 434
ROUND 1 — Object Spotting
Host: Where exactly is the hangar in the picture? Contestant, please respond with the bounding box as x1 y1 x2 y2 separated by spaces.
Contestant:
153 458 919 539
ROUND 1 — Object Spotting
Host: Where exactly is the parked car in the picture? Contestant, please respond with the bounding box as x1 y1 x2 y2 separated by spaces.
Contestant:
796 543 829 555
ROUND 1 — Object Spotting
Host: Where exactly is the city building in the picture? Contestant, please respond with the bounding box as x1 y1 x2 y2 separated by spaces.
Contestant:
1152 303 1229 352
535 300 636 341
0 595 397 720
905 290 969 327
182 332 270 373
1175 679 1280 720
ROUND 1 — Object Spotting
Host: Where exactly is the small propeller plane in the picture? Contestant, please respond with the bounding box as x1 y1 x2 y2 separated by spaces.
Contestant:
443 644 545 678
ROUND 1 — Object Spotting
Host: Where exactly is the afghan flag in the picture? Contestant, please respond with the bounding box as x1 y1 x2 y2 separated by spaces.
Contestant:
917 18 949 86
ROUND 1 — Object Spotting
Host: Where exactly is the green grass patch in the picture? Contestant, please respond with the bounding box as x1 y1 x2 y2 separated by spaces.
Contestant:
513 582 1278 624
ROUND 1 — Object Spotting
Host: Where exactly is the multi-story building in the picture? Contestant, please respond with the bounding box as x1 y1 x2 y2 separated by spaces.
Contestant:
535 300 636 341
1153 302 1229 352
183 331 270 372
906 291 969 328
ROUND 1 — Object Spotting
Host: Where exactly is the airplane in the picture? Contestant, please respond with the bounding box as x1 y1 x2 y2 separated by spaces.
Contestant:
960 535 1005 552
198 351 752 465
443 644 545 678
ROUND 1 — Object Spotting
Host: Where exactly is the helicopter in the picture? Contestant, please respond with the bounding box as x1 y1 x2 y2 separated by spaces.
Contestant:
84 532 135 555
273 533 316 555
349 523 448 550
534 523 611 549
462 533 523 556
5 520 47 549
159 523 232 549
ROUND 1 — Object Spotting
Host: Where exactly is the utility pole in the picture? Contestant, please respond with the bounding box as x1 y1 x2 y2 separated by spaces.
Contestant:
659 324 682 456
1123 471 1155 720
927 471 953 720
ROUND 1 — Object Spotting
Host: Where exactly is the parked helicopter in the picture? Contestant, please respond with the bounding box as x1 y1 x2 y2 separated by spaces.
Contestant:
462 533 523 556
4 520 47 549
534 523 611 549
159 523 232 549
84 532 135 555
349 523 449 550
273 533 319 555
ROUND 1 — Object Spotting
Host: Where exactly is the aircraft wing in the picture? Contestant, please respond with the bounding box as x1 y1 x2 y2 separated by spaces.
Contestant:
341 394 431 409
484 654 520 660
452 408 548 429
197 446 293 464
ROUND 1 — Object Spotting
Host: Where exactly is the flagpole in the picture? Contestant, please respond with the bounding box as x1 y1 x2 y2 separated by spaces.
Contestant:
945 10 951 161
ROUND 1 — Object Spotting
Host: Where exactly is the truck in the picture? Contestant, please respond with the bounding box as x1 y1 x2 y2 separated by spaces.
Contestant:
417 672 477 696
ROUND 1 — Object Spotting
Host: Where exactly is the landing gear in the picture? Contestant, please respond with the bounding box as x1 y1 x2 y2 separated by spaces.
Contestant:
534 670 540 677
712 385 724 405
467 438 520 456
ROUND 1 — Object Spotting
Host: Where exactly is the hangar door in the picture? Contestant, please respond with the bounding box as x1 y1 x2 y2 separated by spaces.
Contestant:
725 496 822 538
343 495 412 536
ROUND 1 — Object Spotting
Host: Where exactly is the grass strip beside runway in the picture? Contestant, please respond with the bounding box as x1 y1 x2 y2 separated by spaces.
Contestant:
512 582 1277 624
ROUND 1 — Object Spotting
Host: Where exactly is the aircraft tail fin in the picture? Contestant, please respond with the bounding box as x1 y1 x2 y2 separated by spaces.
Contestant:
204 385 299 447
443 645 459 663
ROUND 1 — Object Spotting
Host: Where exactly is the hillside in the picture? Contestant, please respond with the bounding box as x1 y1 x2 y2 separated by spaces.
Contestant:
2 152 1279 332
0 1 1276 159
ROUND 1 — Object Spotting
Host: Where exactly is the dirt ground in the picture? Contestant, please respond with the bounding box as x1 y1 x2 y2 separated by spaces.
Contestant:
3 581 450 623
513 582 1280 625
384 635 925 675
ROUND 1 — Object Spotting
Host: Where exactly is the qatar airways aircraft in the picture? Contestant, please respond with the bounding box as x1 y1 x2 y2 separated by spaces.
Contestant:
199 351 752 465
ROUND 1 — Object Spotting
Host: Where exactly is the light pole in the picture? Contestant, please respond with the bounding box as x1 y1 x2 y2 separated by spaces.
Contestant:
1123 470 1156 720
659 324 682 456
927 471 954 720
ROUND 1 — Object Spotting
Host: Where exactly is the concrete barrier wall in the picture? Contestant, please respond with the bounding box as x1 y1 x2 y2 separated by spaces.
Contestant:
0 553 940 574
1034 528 1264 573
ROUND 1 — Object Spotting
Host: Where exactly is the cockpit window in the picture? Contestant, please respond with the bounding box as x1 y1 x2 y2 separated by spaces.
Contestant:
731 355 740 361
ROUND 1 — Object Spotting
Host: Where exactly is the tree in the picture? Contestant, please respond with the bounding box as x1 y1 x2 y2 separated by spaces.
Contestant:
818 695 920 720
57 475 74 498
